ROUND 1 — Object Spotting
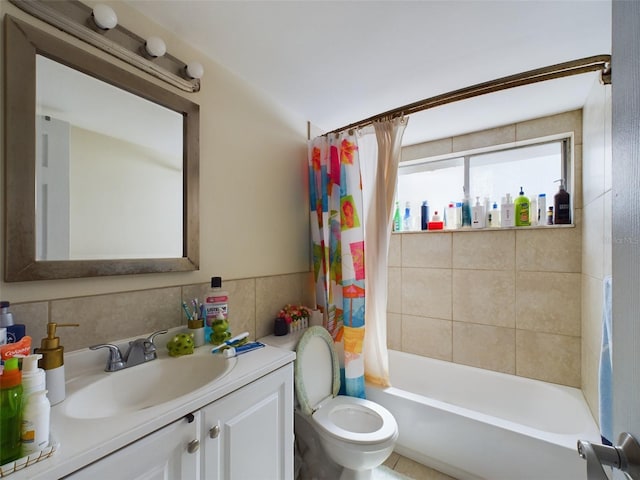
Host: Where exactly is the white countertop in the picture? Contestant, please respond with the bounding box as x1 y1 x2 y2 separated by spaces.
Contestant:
7 332 295 480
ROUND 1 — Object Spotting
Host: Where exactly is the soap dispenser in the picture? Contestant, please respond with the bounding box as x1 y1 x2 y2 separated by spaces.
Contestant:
34 322 78 405
553 179 571 224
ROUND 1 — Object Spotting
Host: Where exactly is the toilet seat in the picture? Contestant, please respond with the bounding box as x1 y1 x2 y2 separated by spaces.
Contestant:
295 326 397 445
312 396 398 445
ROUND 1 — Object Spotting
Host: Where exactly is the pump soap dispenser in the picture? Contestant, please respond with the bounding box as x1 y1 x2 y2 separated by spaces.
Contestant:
34 322 79 405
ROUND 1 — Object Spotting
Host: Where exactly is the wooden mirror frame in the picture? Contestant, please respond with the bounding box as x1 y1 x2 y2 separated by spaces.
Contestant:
4 15 200 281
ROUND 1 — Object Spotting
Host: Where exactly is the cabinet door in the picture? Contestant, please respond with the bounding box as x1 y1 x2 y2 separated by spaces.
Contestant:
201 364 294 480
64 413 201 480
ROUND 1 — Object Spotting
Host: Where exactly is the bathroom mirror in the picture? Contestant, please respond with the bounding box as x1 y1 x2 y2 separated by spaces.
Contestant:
4 16 200 281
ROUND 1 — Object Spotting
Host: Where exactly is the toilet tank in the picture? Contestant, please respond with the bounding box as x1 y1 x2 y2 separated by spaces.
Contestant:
259 330 307 351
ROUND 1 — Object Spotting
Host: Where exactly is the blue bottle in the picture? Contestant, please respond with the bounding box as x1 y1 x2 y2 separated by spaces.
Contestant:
420 201 429 230
0 301 25 344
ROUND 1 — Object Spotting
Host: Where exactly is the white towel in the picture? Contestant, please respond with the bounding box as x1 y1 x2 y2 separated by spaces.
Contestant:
598 275 613 445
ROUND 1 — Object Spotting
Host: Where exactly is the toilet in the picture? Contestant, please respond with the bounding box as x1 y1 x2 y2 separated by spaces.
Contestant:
261 326 398 480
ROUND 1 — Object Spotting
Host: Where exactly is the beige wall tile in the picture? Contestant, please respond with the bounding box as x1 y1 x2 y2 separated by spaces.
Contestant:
516 110 582 145
582 197 604 278
573 143 583 210
387 267 402 314
515 227 581 272
452 322 515 374
582 342 600 425
452 230 515 270
516 271 581 336
50 288 182 352
402 268 452 320
183 277 257 341
256 273 308 339
402 315 452 361
453 125 515 152
516 330 581 387
604 86 612 192
402 137 453 162
582 86 606 207
386 312 402 351
581 274 604 358
389 233 401 267
10 302 48 348
402 232 452 268
452 269 515 328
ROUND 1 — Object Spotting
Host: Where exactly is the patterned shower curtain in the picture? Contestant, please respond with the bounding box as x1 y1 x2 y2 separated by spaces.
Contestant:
309 132 366 398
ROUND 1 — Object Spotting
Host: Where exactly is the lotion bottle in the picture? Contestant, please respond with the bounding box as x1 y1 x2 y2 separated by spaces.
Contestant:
20 353 46 398
34 322 78 405
21 389 50 455
553 180 571 224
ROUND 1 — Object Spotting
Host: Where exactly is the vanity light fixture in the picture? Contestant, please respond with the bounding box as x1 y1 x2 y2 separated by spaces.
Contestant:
92 4 117 30
186 61 204 80
9 0 201 93
145 36 167 58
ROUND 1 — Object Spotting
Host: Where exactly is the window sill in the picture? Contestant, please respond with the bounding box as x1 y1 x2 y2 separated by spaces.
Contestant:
393 224 576 234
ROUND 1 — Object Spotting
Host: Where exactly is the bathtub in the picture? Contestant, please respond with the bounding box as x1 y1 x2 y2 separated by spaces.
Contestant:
366 350 600 480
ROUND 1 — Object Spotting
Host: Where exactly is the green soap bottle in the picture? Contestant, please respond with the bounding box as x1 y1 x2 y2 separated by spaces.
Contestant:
514 187 530 226
0 357 23 465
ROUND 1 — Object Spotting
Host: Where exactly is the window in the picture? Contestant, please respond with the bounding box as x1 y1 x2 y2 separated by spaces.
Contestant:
397 138 570 229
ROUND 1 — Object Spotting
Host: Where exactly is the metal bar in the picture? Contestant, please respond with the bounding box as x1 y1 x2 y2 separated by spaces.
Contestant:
328 55 611 135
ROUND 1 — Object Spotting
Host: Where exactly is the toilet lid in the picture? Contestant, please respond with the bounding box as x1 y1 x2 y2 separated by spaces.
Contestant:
312 396 398 445
295 326 340 416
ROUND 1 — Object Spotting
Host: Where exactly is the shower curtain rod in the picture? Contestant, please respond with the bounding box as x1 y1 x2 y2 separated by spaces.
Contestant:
327 54 611 135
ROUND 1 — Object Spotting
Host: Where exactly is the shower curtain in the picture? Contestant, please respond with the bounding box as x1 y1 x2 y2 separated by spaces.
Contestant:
308 118 407 396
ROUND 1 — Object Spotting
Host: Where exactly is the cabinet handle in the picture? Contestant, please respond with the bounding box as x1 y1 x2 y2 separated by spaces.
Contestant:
209 425 220 439
185 413 195 423
187 439 200 454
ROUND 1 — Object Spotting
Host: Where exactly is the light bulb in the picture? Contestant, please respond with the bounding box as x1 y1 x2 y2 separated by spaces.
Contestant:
186 61 204 80
92 4 118 30
145 36 166 58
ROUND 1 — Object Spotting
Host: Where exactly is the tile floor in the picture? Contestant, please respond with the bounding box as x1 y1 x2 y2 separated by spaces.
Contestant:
380 452 457 480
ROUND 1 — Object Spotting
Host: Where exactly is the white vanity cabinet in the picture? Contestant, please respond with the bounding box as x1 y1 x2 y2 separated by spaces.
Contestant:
63 364 294 480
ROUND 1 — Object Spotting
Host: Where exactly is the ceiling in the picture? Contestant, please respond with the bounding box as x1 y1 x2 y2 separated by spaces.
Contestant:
125 0 612 146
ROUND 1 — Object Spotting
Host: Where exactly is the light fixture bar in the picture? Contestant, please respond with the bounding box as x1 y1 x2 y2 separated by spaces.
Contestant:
9 0 201 93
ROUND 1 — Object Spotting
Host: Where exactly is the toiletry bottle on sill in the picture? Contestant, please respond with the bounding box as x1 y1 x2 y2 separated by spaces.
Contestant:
553 179 571 224
420 201 429 231
0 301 26 344
471 196 486 228
537 194 546 226
514 187 530 226
427 211 444 230
501 194 515 227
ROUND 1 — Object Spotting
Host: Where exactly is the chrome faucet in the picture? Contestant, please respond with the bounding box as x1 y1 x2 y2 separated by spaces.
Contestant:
91 329 168 372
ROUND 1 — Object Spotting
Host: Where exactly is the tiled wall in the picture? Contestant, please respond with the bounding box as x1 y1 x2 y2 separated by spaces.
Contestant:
389 110 584 388
581 80 612 420
10 272 314 353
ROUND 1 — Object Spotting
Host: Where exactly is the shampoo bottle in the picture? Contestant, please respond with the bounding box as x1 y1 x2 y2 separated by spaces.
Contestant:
403 202 412 231
514 187 530 226
0 357 23 465
488 202 500 227
530 196 538 226
537 194 546 226
501 194 515 227
420 201 429 230
34 322 78 406
553 180 571 224
471 197 486 228
461 193 472 227
0 301 26 344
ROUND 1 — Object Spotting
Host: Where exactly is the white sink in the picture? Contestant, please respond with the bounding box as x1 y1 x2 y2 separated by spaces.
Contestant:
63 353 234 419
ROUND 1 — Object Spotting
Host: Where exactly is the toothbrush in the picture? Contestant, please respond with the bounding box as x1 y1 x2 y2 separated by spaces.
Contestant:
211 331 250 353
181 301 193 321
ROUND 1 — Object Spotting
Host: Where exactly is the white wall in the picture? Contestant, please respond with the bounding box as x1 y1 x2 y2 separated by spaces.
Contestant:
0 1 310 301
581 76 612 421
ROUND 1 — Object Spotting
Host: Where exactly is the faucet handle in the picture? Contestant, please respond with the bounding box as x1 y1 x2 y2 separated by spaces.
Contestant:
90 343 125 372
146 329 168 346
